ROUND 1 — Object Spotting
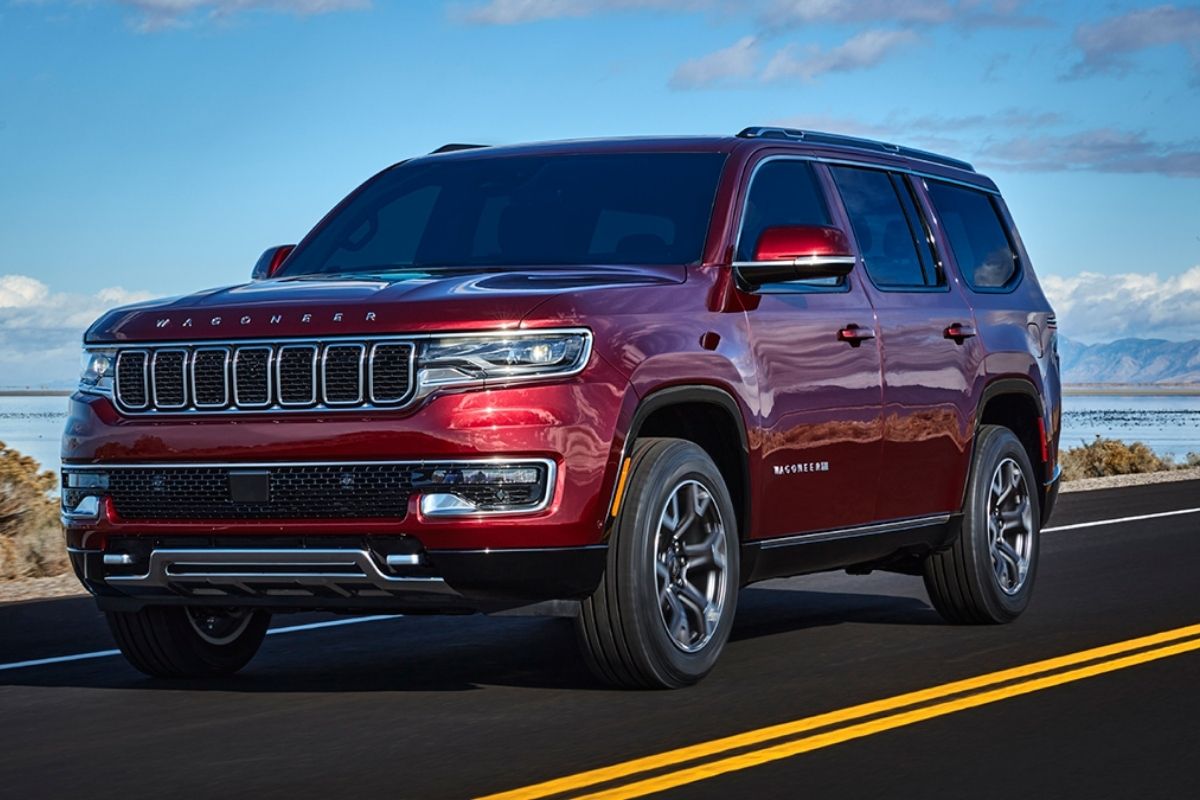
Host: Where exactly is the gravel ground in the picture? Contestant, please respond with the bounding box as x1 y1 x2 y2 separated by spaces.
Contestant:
3 468 1197 606
1059 467 1200 493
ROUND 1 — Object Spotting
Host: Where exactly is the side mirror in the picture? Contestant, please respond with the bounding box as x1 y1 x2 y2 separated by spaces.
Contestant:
251 244 296 281
734 225 857 287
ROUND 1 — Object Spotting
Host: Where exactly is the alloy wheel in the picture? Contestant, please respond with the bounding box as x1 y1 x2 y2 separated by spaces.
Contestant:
653 479 729 653
987 457 1034 596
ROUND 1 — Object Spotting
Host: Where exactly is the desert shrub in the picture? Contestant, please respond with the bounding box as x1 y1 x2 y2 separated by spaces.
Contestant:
1060 437 1173 481
0 443 66 579
1187 452 1200 469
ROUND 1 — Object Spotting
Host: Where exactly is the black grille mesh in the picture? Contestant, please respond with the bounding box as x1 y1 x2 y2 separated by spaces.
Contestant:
323 345 362 403
192 349 228 406
234 348 271 405
278 346 316 405
116 352 148 408
152 351 187 407
370 344 414 403
99 463 545 520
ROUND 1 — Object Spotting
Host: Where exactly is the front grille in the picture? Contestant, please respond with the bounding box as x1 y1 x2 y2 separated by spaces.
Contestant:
91 462 547 520
112 339 414 413
116 351 148 409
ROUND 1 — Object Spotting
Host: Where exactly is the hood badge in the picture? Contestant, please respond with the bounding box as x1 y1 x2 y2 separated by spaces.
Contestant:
154 311 377 329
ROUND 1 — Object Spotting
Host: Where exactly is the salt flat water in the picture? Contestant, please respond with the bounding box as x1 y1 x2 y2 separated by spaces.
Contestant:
1 393 1198 481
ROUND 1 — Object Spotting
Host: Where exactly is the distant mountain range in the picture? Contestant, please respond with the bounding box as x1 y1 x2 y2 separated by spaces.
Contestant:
1060 337 1200 384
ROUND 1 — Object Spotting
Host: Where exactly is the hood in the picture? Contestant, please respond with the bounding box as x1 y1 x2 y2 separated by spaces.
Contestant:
85 265 685 342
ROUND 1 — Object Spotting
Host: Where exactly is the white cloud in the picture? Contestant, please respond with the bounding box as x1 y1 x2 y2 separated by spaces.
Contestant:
1068 4 1200 81
452 0 708 25
761 0 1046 30
669 35 760 89
113 0 370 31
1041 267 1200 343
0 275 154 387
977 129 1200 179
761 28 917 82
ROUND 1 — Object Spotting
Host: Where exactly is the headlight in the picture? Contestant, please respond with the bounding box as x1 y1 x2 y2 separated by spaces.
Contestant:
416 330 591 390
79 348 116 394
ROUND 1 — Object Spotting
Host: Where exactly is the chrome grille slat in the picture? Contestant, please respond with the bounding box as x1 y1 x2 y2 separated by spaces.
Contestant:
151 349 188 409
115 351 149 410
191 348 230 408
233 347 272 408
322 344 365 405
277 345 318 406
112 339 415 414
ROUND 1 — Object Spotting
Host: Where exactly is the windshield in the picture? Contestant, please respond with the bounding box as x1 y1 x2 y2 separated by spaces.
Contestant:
277 152 727 276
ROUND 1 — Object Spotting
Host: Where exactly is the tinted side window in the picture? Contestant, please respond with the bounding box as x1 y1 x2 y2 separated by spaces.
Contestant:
926 182 1019 289
736 160 830 261
830 166 935 288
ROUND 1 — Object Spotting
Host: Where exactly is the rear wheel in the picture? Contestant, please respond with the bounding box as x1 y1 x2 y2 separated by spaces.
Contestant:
923 425 1040 624
576 438 739 689
106 606 270 678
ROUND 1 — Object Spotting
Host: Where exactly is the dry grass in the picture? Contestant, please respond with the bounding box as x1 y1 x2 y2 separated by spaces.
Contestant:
1061 436 1197 481
0 443 67 579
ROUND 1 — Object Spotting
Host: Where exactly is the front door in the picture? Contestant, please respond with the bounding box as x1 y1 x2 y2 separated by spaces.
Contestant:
826 165 982 520
735 155 884 538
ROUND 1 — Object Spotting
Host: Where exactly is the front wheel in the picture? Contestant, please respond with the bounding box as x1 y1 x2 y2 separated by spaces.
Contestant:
106 605 271 678
576 438 739 689
923 424 1041 624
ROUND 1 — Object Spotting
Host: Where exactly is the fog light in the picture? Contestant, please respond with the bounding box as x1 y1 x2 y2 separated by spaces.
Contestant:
65 471 109 489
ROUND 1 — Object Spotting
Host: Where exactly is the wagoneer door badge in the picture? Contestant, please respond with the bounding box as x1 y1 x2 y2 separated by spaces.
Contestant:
774 461 831 476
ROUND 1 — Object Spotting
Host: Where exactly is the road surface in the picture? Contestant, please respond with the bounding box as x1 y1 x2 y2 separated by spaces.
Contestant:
2 480 1198 799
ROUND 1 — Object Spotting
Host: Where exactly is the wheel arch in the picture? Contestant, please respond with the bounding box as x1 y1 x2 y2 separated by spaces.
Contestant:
623 385 751 548
967 377 1052 521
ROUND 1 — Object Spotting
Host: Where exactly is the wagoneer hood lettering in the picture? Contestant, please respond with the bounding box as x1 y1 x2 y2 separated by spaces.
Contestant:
85 265 683 342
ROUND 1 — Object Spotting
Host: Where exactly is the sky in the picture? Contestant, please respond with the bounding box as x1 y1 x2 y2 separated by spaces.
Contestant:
1 0 1199 385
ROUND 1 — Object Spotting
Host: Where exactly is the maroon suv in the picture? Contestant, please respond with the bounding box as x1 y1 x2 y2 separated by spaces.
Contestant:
63 128 1061 688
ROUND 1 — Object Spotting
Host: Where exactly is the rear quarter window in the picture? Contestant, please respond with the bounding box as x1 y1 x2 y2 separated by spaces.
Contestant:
926 181 1020 291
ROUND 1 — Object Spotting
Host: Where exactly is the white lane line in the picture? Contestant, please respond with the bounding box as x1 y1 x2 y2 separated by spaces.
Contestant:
0 614 401 673
1044 507 1200 533
4 507 1199 673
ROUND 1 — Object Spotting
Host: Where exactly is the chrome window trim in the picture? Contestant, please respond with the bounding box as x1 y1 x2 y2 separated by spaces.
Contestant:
190 346 231 409
275 344 319 407
62 457 558 517
731 154 998 271
368 342 417 405
321 342 366 406
232 345 274 409
151 348 189 410
114 349 150 411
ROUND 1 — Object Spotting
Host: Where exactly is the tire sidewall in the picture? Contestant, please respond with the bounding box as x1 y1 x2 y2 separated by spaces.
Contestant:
966 427 1041 620
617 441 740 685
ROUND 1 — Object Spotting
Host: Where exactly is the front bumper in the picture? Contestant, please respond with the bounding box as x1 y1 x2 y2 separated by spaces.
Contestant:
69 538 607 613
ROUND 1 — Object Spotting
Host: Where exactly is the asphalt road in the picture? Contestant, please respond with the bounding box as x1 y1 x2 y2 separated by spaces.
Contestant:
2 480 1198 800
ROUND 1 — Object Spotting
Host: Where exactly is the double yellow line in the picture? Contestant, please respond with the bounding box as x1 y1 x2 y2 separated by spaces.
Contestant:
480 623 1200 800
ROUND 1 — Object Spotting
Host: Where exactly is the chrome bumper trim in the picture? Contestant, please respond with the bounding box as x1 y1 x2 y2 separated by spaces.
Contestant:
105 548 460 599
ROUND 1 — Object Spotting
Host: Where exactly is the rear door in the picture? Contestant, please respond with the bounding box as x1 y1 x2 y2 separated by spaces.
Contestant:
826 165 982 520
735 155 884 537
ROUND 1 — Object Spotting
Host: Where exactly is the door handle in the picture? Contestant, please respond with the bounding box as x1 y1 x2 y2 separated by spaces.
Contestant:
838 324 875 347
944 323 977 343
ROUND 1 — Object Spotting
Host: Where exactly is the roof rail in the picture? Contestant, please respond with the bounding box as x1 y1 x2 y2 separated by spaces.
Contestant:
736 126 974 173
430 143 489 154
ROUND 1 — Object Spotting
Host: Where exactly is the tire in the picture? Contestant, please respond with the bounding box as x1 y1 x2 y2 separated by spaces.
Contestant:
106 605 271 678
923 424 1041 624
576 438 740 689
